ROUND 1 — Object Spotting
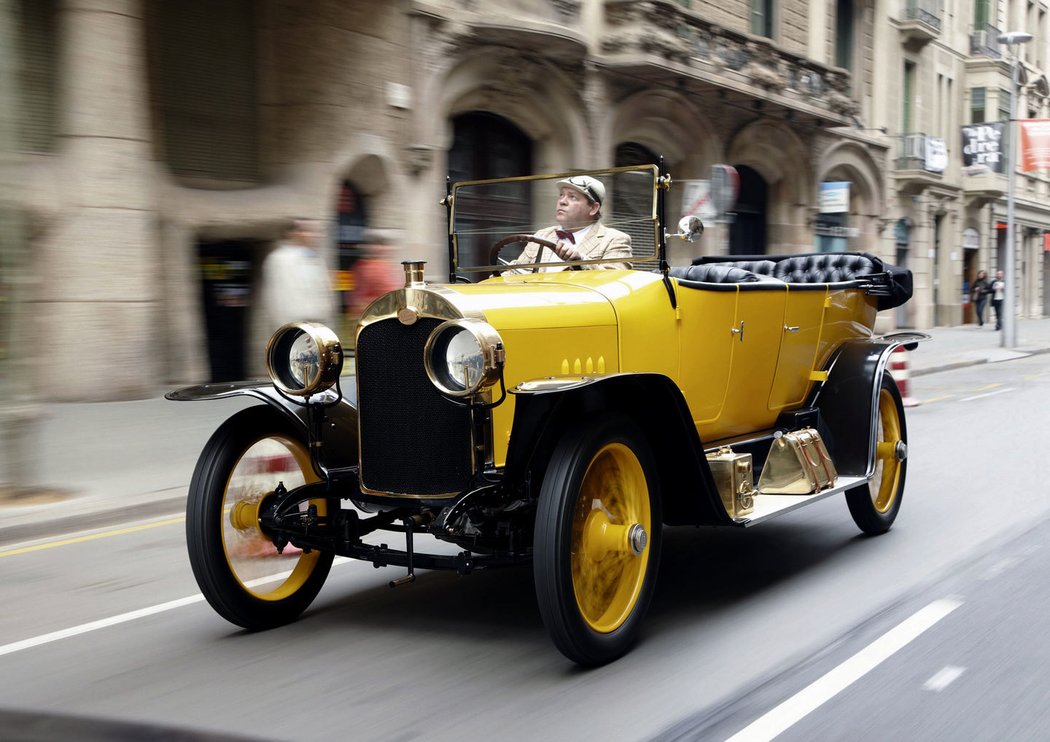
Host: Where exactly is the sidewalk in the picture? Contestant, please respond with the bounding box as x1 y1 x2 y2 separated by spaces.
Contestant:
3 318 1050 546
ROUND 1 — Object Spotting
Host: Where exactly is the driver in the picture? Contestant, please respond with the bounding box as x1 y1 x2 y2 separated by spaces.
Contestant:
507 175 632 273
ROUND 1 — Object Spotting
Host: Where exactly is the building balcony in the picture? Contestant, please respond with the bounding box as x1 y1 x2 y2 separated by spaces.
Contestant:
961 170 1006 204
969 24 1002 59
897 0 942 46
893 133 945 189
408 0 586 60
598 0 854 126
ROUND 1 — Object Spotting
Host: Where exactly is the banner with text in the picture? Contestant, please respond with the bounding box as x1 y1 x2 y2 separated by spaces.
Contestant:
1020 119 1050 171
961 122 1005 175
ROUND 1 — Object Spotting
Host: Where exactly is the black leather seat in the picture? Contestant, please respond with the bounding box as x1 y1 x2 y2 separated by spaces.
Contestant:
770 253 876 283
669 264 764 284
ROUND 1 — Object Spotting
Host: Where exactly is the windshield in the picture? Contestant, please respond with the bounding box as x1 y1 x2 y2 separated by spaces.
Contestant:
449 165 661 279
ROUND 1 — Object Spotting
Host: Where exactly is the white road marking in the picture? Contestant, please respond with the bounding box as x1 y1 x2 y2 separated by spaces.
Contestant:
725 598 963 742
923 665 966 692
960 387 1016 402
0 557 352 658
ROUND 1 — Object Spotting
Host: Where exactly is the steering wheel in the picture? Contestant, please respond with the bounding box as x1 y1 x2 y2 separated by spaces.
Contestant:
488 234 562 274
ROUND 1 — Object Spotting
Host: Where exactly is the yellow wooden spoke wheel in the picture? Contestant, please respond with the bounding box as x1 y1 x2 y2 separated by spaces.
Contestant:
186 407 334 630
572 442 651 633
535 415 662 666
847 373 908 535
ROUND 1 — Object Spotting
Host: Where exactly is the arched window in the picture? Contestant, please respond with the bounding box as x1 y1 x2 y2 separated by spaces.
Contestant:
448 113 533 273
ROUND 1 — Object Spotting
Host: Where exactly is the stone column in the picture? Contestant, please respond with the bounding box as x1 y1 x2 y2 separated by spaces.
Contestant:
39 0 156 400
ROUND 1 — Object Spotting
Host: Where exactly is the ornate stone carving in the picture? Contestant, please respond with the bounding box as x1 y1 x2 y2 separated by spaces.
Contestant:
404 145 436 176
551 0 581 21
601 0 855 119
826 89 860 116
744 61 785 90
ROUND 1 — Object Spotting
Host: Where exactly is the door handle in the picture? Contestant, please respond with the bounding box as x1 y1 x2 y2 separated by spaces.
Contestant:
784 325 800 333
730 321 744 342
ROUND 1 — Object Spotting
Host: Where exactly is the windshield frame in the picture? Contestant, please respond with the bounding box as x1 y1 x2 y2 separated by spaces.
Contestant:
444 164 666 281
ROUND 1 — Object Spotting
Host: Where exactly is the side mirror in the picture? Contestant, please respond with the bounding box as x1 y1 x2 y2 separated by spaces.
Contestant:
675 215 704 243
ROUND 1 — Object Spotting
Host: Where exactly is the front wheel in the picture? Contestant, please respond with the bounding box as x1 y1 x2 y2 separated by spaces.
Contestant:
534 415 662 666
186 406 334 630
846 372 907 535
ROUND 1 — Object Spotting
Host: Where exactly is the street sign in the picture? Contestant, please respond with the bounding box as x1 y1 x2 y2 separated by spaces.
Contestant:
680 180 717 221
710 164 739 215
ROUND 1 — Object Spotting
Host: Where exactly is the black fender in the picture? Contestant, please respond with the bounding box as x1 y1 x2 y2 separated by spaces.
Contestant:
507 373 731 526
165 380 359 471
810 332 929 478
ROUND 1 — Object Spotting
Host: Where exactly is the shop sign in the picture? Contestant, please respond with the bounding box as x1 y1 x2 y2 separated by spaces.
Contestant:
819 181 850 213
813 225 859 238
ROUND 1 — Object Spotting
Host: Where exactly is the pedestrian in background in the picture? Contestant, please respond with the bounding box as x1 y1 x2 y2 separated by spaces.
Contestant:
259 218 337 333
346 229 402 345
990 269 1006 331
971 269 990 327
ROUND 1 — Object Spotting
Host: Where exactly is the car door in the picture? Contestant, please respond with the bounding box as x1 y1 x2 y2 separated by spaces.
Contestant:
714 282 788 438
768 285 828 411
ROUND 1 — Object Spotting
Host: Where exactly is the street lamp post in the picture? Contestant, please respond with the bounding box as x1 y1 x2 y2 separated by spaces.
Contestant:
998 31 1033 349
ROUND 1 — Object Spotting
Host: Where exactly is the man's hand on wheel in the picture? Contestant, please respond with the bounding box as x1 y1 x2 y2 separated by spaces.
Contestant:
553 242 583 262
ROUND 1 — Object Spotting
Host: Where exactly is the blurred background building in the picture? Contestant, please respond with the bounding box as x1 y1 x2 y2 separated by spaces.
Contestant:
4 0 1050 401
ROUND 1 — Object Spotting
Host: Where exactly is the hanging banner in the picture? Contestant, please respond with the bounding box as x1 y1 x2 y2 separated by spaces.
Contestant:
1020 119 1050 171
961 122 1004 175
925 137 947 173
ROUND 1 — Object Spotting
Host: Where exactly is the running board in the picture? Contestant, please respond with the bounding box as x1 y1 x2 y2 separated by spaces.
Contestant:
733 475 869 527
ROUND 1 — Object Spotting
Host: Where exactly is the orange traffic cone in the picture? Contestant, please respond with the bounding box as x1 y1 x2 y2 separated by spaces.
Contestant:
890 346 920 408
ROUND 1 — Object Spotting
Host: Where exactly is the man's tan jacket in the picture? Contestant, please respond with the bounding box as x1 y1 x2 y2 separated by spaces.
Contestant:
507 221 632 273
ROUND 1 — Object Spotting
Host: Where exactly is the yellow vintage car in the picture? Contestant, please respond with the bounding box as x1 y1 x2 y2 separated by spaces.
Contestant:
168 165 924 666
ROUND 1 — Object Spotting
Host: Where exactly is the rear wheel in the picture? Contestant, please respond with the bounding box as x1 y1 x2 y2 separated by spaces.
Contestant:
846 373 907 535
534 415 662 666
186 406 334 630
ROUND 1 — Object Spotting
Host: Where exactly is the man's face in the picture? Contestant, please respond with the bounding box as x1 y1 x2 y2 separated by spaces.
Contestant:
555 187 599 229
997 271 1004 279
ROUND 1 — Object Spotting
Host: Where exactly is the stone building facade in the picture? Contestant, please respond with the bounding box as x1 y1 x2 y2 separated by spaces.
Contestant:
8 0 911 401
875 0 1050 329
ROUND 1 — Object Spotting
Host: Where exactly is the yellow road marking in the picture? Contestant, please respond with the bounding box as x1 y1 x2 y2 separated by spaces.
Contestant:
0 516 185 558
919 395 955 404
969 383 1002 392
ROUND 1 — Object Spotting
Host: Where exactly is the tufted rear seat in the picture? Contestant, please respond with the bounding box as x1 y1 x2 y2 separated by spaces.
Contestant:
677 252 913 310
768 253 876 283
689 252 878 285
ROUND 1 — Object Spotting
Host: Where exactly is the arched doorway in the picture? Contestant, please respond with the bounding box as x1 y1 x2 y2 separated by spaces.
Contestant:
614 142 659 261
729 165 768 255
335 180 369 340
448 112 533 274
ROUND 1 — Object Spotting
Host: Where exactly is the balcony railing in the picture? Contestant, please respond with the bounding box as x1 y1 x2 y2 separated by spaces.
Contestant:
894 133 945 174
600 0 857 120
902 0 942 33
970 24 1002 58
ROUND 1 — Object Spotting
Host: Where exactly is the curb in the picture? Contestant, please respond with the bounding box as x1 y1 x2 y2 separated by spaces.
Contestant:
0 493 186 549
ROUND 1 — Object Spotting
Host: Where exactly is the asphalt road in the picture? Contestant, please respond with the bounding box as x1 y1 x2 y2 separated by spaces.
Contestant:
2 356 1050 741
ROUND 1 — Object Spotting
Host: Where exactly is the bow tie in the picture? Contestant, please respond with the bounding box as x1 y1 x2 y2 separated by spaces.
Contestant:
555 229 576 244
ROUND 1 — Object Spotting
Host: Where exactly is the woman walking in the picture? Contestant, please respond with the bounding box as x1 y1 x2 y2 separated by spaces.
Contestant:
971 269 990 327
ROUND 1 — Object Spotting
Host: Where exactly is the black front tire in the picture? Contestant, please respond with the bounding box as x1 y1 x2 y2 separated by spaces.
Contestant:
186 406 334 630
534 414 662 666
